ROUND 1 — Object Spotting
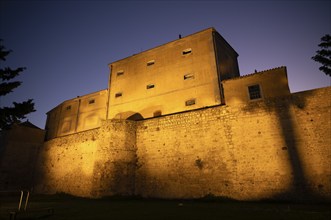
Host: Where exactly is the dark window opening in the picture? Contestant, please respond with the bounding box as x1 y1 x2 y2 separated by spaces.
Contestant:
185 99 196 106
248 84 262 100
127 113 144 121
89 99 95 104
147 60 155 66
184 73 194 80
66 105 71 110
115 92 122 98
182 48 192 55
146 84 155 89
117 71 124 76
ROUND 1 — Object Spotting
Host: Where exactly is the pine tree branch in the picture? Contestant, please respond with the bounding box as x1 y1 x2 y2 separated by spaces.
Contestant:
0 99 35 130
0 67 26 81
0 81 22 96
312 34 331 77
0 44 12 61
0 41 35 129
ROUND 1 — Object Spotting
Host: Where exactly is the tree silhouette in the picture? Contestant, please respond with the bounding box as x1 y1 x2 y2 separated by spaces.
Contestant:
0 40 35 130
312 34 331 77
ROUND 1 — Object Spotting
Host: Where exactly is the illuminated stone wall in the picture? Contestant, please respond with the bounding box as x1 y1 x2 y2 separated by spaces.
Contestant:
35 119 136 198
135 86 331 201
36 87 330 201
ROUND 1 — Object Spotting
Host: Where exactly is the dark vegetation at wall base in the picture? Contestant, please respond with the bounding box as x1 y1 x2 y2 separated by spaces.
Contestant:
1 192 330 220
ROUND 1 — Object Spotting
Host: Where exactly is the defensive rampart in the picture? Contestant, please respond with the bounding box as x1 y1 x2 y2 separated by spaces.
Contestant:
35 120 136 198
35 87 331 201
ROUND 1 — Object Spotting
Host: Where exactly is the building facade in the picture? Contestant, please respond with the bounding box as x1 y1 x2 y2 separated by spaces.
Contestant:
108 28 239 120
223 66 291 106
45 89 108 140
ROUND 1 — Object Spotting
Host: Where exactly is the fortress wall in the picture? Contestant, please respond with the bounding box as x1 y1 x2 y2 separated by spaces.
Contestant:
91 119 136 197
35 87 330 201
135 87 331 200
35 120 136 198
35 128 100 197
289 87 331 196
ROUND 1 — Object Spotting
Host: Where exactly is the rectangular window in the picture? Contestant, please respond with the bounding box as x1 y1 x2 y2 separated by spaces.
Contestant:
115 92 122 98
182 48 192 55
66 105 71 110
116 70 124 76
185 99 196 106
146 84 155 89
248 84 262 100
147 60 155 66
88 99 95 104
184 73 194 80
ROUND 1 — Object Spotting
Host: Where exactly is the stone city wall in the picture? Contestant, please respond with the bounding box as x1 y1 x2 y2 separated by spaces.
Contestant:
135 87 331 201
35 120 136 198
35 87 330 201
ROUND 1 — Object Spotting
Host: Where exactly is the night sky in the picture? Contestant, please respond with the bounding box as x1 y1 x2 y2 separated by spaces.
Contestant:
1 0 330 129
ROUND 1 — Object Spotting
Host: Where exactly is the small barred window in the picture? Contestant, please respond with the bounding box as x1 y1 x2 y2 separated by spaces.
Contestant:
248 84 262 100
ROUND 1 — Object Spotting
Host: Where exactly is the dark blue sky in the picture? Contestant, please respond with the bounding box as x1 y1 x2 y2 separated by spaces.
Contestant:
1 0 330 129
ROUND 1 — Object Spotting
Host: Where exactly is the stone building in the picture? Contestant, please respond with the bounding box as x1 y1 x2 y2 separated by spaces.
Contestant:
45 28 240 139
108 28 239 120
45 89 108 140
37 28 330 201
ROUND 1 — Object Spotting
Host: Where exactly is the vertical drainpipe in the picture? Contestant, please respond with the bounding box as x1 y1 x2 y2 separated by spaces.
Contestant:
44 113 49 141
75 98 81 133
212 30 225 105
105 64 112 120
56 105 63 137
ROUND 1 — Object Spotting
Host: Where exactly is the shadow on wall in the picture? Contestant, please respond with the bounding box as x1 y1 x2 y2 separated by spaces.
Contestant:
127 113 144 121
0 124 45 192
89 120 137 198
114 112 144 121
114 104 164 121
241 90 328 201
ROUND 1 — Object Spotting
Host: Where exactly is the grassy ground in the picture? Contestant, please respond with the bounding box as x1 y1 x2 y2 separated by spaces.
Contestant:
1 194 330 220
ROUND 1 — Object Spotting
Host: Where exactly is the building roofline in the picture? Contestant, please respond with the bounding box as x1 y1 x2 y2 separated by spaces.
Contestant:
222 66 287 82
8 120 43 130
108 27 221 66
46 88 108 114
